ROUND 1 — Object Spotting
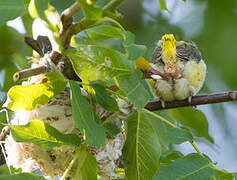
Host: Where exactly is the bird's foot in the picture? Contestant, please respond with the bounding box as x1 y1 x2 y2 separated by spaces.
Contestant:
160 100 166 108
188 96 192 104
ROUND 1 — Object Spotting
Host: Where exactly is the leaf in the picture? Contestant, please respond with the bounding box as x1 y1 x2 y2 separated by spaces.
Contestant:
77 0 102 20
161 151 184 164
154 153 218 180
0 173 45 180
0 0 25 26
34 0 49 20
117 70 152 109
86 25 124 39
90 81 119 112
4 72 67 111
74 145 97 180
158 0 168 11
125 44 147 61
167 107 214 143
7 120 81 150
66 45 132 83
123 111 161 180
69 80 106 147
167 126 193 144
216 169 236 180
103 122 121 139
122 31 147 60
142 110 193 152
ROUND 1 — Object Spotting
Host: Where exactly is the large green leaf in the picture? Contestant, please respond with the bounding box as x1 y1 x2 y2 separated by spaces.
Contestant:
86 25 124 39
4 72 67 111
77 0 102 20
66 45 132 83
34 0 49 20
142 110 193 152
160 151 184 164
69 80 106 147
154 153 218 180
122 31 147 60
74 145 97 180
0 0 25 26
167 107 214 143
90 81 119 112
7 120 81 150
123 111 161 180
117 70 152 109
0 173 45 180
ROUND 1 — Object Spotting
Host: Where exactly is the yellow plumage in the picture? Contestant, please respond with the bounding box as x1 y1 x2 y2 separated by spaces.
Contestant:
149 34 206 102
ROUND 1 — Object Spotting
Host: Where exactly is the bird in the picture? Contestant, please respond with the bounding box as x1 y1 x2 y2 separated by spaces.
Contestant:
136 34 206 106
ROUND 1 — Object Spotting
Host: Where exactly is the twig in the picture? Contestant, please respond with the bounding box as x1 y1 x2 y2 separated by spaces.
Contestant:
60 0 124 49
145 91 237 111
13 66 47 81
102 0 124 11
60 2 80 49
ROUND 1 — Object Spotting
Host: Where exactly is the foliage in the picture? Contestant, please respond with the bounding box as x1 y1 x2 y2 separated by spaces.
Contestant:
0 0 236 179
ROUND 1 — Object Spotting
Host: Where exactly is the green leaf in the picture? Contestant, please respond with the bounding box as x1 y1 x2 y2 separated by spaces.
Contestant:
0 0 25 26
154 153 218 180
69 80 106 147
158 0 168 11
66 45 132 83
77 0 102 20
117 70 152 109
90 81 119 112
123 111 161 180
74 145 97 180
4 72 67 111
7 120 81 150
141 110 193 153
0 173 45 180
216 169 236 180
34 0 49 20
167 126 193 144
167 107 214 143
103 122 121 139
161 151 184 164
86 25 124 39
122 31 147 60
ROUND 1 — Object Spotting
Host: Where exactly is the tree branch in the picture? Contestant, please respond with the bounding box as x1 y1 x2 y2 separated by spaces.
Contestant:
145 91 237 111
60 0 124 49
60 2 80 49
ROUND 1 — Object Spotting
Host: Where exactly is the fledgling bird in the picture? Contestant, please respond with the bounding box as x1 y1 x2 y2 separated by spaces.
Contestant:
145 34 207 104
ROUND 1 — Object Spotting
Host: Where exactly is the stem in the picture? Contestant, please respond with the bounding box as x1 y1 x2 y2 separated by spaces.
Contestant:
62 2 80 20
60 149 80 180
13 66 47 81
103 0 124 11
145 91 237 111
189 140 202 154
143 109 176 128
61 0 124 49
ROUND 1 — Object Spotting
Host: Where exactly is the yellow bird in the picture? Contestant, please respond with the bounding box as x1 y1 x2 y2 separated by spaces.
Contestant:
142 34 206 104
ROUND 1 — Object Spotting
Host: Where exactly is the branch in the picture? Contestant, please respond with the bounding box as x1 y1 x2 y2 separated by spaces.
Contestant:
145 91 237 111
60 0 124 49
60 2 80 49
13 66 47 81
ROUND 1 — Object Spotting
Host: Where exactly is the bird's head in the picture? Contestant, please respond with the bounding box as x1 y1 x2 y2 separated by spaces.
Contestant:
161 34 177 73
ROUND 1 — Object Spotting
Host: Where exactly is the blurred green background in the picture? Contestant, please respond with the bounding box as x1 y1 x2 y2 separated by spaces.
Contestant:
0 0 237 172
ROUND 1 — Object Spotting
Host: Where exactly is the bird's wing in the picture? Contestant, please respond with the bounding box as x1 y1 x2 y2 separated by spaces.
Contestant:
176 41 202 62
152 40 162 64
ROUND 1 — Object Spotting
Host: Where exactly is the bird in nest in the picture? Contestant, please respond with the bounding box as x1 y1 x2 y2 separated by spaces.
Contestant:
135 34 206 106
